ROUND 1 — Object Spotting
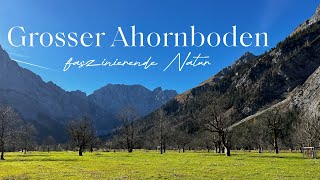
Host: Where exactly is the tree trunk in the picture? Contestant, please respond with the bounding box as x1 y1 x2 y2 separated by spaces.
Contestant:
258 145 262 153
222 142 231 156
299 145 303 153
218 141 222 153
128 142 133 153
1 142 5 160
1 151 4 160
274 138 279 154
221 147 225 153
126 138 130 153
225 147 231 156
79 146 83 156
182 145 185 153
221 134 231 156
160 122 163 154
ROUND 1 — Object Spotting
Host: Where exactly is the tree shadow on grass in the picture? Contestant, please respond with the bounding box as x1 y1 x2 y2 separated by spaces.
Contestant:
3 158 79 162
246 154 305 160
198 152 306 160
2 174 30 180
15 154 52 157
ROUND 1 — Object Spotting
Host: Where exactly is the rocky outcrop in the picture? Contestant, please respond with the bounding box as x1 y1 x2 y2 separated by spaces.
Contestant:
290 66 320 118
292 5 320 35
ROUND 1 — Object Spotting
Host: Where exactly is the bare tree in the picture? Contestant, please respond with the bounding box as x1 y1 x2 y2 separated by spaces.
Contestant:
0 106 23 160
173 129 191 153
296 114 320 147
117 107 139 153
43 136 56 153
233 120 264 153
260 109 287 154
18 122 37 154
202 104 234 156
67 116 96 156
201 131 215 152
157 109 170 154
89 136 100 153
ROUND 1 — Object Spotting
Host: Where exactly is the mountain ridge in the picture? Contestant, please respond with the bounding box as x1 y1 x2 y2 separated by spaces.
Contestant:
292 5 320 36
134 4 320 148
0 47 177 140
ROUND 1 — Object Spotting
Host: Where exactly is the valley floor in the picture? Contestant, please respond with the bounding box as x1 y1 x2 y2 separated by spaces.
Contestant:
0 151 319 179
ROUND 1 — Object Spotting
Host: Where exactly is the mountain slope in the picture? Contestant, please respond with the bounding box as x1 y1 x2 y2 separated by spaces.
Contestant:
135 5 320 147
229 64 320 131
89 84 177 135
0 46 99 121
0 46 177 140
89 84 177 117
0 46 98 142
176 52 258 103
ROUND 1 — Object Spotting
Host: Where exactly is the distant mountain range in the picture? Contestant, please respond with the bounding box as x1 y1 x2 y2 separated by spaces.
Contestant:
0 48 177 141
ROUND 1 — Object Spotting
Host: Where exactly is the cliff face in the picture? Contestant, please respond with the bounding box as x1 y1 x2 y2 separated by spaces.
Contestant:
290 66 320 118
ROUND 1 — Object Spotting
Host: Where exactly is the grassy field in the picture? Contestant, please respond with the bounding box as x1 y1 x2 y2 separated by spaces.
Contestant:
0 150 319 179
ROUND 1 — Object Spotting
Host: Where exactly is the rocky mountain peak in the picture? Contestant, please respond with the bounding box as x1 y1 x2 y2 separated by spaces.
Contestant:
153 87 163 93
70 90 87 99
47 81 64 91
89 84 177 116
315 4 320 16
292 4 320 35
310 4 320 23
233 52 256 66
195 52 257 88
242 52 254 58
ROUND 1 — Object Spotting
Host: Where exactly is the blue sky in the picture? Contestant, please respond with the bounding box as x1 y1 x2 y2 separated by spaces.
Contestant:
0 0 319 94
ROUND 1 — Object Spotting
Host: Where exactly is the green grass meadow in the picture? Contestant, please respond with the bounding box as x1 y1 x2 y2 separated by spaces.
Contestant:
0 151 319 179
